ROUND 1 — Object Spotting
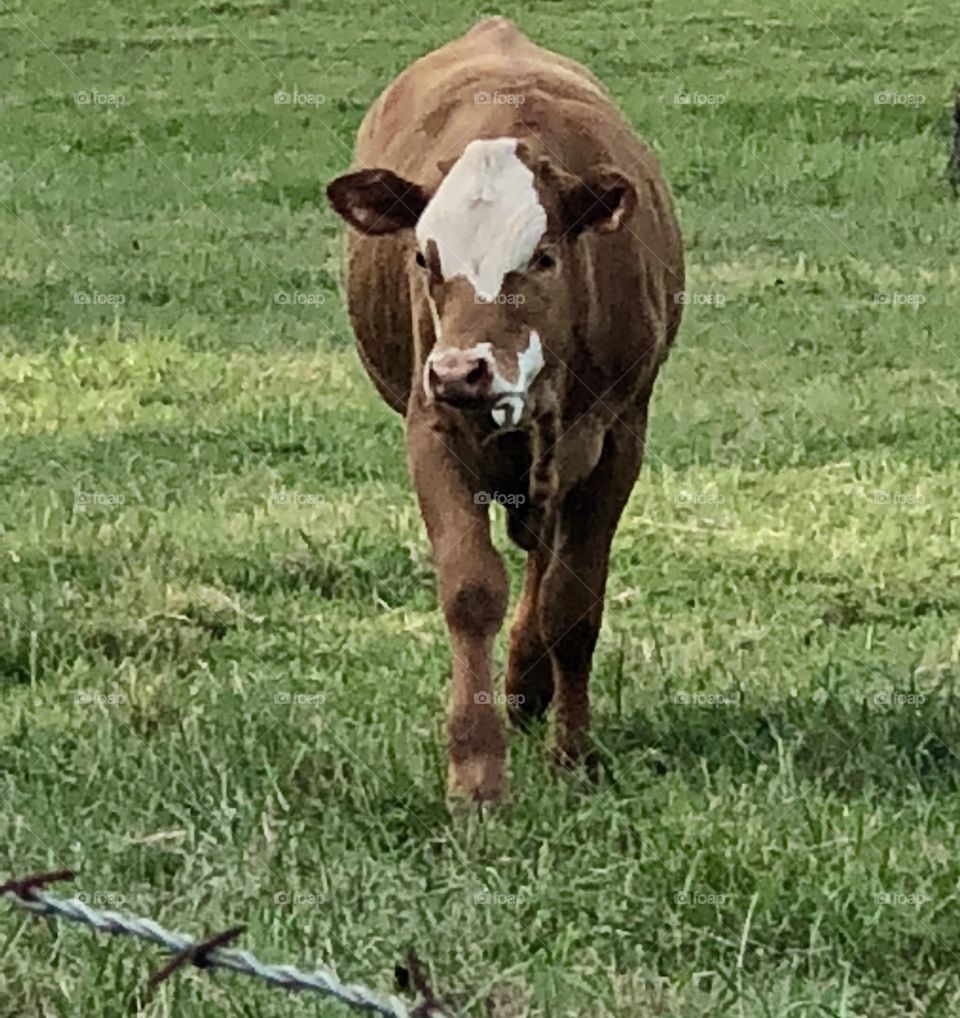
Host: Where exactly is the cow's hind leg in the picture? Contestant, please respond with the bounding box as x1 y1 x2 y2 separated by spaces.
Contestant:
538 421 645 768
407 412 509 805
506 551 554 726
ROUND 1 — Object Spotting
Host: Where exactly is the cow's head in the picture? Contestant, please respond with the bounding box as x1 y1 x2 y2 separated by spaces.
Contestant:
328 137 636 426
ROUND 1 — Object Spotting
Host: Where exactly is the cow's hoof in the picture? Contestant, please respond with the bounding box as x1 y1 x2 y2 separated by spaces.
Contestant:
447 754 507 812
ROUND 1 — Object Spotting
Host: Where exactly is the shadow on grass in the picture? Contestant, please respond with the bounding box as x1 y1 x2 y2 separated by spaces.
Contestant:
600 689 960 797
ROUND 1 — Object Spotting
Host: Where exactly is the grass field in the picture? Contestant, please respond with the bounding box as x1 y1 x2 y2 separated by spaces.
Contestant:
2 0 960 1015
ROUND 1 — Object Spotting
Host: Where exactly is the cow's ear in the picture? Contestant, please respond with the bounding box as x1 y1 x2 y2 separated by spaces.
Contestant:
326 168 429 235
558 166 637 239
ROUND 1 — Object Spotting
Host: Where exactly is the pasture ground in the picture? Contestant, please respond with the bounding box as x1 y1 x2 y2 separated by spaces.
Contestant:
2 0 960 1015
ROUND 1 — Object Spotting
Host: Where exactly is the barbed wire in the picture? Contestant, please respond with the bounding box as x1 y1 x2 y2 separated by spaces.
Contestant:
1 870 455 1018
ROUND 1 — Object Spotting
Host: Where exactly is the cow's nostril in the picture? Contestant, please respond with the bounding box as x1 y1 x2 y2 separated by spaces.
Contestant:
465 361 487 386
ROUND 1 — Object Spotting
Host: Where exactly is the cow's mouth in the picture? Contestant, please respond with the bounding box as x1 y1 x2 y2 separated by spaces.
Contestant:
432 391 526 430
435 390 497 413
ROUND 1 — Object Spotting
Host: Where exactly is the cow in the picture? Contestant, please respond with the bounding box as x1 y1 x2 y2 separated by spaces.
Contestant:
327 16 684 806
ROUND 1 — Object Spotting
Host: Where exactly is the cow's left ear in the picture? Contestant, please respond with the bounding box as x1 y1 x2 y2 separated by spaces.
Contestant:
557 166 637 239
327 168 429 235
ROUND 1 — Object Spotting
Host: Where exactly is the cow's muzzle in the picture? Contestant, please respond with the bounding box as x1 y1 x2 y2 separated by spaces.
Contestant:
425 348 494 409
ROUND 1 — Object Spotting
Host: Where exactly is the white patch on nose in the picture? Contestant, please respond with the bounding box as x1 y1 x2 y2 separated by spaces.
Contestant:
415 138 547 302
490 330 544 427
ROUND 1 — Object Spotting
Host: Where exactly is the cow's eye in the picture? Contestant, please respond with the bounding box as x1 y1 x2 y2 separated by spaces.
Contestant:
415 250 427 269
532 250 556 271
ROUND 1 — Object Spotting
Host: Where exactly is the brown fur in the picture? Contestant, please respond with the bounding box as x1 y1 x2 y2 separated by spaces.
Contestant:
327 17 684 805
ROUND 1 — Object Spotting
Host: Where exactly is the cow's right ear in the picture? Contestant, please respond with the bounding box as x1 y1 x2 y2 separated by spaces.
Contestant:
326 169 429 235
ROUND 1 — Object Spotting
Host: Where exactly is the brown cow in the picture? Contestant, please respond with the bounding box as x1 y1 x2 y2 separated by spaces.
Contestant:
327 17 684 806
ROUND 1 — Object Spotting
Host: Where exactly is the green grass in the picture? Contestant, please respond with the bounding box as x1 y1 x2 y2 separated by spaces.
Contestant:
2 0 960 1015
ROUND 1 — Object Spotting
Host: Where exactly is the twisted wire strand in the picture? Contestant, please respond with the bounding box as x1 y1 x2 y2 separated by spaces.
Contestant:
3 886 454 1018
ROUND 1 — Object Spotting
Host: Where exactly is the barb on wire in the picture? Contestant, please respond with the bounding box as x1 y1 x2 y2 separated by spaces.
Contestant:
2 870 455 1018
0 869 76 900
404 949 451 1018
148 923 246 989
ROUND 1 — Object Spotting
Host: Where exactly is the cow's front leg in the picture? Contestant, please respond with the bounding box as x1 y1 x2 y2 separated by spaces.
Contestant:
505 550 554 725
407 414 509 805
538 422 645 768
505 407 559 724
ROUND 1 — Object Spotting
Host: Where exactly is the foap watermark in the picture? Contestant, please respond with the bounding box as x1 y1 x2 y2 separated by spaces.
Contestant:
73 291 125 306
474 890 526 906
474 292 525 305
474 91 525 106
273 290 325 306
673 691 741 707
874 91 926 107
873 292 925 306
876 891 927 906
274 89 326 106
674 892 727 905
674 90 727 106
273 692 327 706
872 691 926 707
272 891 326 907
674 490 725 506
270 487 326 509
474 691 525 707
74 690 127 707
473 491 526 508
873 490 925 506
76 891 126 907
74 90 127 107
74 491 125 509
675 291 726 307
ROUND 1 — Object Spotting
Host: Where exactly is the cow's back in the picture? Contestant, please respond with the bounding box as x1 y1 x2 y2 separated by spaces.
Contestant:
356 19 607 170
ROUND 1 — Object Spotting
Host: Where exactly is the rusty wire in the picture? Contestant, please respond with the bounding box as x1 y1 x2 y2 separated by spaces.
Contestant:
1 870 455 1018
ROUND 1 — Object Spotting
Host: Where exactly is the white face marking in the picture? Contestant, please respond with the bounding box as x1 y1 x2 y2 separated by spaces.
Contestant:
415 138 547 302
426 294 443 341
421 294 444 398
489 330 544 426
